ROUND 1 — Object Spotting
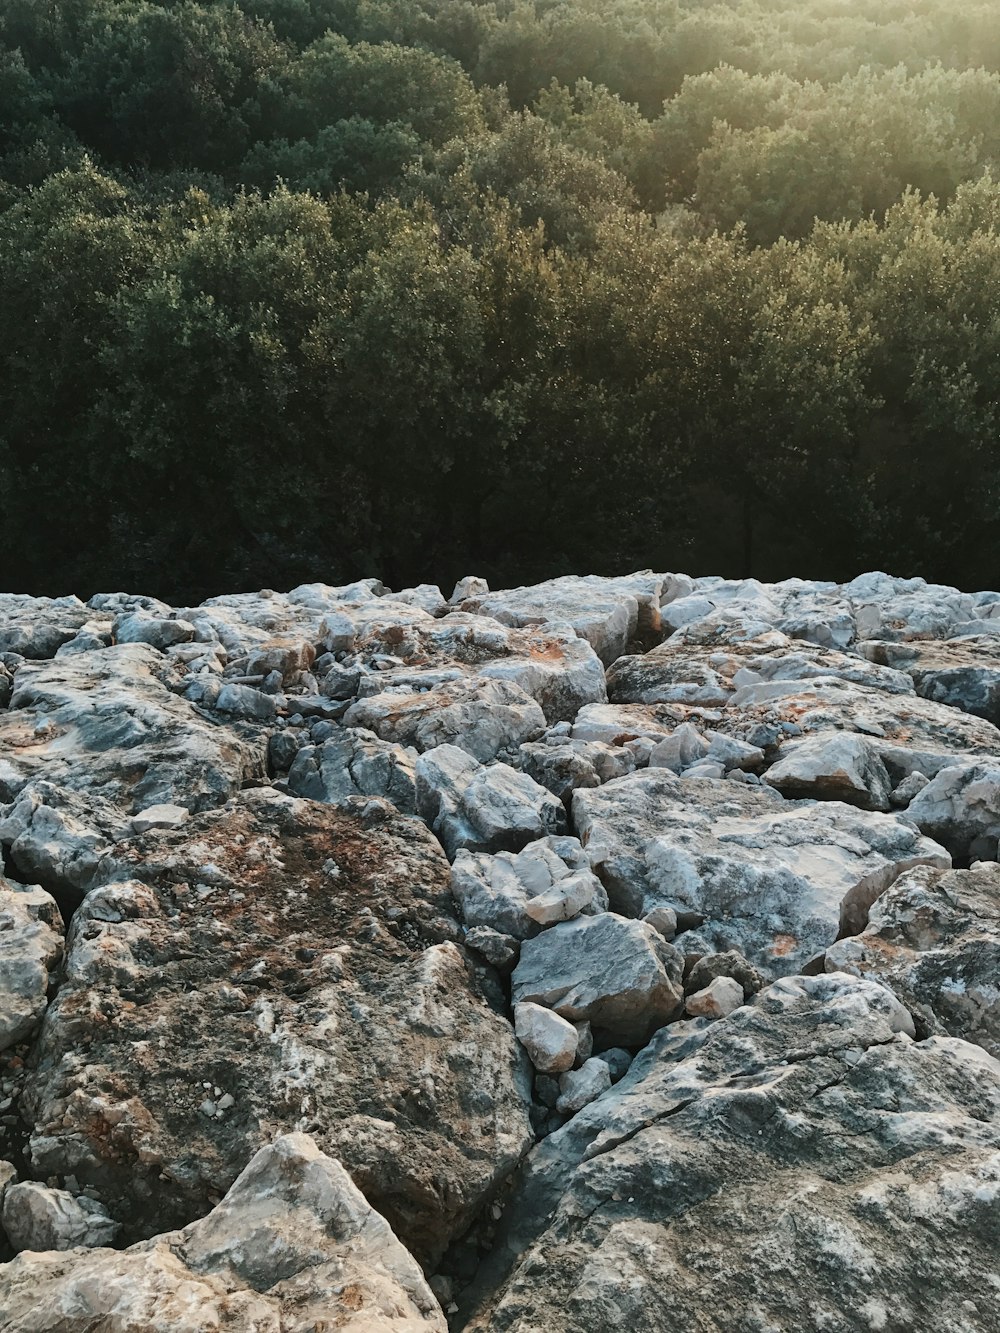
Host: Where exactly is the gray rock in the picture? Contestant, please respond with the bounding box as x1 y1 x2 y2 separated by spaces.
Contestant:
573 770 950 977
464 973 999 1333
905 760 1000 860
463 926 520 972
514 1003 579 1075
21 792 532 1266
346 677 545 764
213 681 278 722
518 737 635 805
0 594 96 660
287 727 418 815
571 702 685 747
600 1047 633 1082
129 803 188 834
0 878 63 1051
647 721 710 773
825 862 1000 1060
416 746 565 860
0 782 125 903
511 913 684 1048
450 838 605 939
764 731 894 811
2 1181 118 1251
556 1057 612 1114
0 1134 446 1330
450 576 490 603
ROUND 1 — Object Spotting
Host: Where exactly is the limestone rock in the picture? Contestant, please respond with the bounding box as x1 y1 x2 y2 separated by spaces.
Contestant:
0 782 125 904
573 770 950 977
287 727 418 815
2 1181 119 1251
684 950 763 1000
518 737 635 805
345 678 545 763
863 635 1000 723
416 746 565 859
511 913 684 1048
0 1134 446 1331
685 975 744 1019
514 1003 578 1075
0 878 63 1051
21 792 532 1266
0 644 266 812
825 862 1000 1060
555 1058 612 1115
905 760 1000 860
449 837 604 940
764 731 894 811
464 973 1000 1333
469 574 660 666
114 612 195 650
571 702 685 747
0 594 98 660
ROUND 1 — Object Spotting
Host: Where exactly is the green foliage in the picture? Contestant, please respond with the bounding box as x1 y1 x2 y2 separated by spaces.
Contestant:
3 0 1000 593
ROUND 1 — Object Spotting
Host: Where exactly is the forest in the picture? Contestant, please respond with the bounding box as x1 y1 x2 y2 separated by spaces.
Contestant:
2 0 1000 598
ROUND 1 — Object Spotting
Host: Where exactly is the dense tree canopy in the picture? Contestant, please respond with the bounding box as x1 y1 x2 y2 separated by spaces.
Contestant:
2 0 999 596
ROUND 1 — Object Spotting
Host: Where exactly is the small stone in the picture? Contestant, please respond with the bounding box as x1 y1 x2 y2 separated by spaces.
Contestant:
574 1021 593 1065
642 906 678 940
685 975 745 1019
130 803 189 834
535 1075 560 1108
514 1002 578 1075
556 1057 612 1115
891 770 931 808
199 1099 217 1117
217 1093 235 1111
600 1048 633 1082
524 871 599 926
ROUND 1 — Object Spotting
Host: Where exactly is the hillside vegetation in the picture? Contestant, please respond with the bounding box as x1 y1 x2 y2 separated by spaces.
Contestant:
2 0 999 596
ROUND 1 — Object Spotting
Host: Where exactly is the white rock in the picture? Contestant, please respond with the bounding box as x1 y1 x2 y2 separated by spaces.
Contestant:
524 871 599 925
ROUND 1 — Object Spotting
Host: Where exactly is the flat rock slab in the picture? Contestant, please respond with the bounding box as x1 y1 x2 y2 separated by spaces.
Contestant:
22 791 532 1267
0 1133 446 1331
863 636 1000 724
573 770 950 977
0 644 266 812
463 973 1000 1333
827 862 1000 1061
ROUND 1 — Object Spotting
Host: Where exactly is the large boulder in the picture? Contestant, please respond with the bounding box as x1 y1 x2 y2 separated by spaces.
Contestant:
21 791 532 1266
415 745 566 859
0 645 266 811
826 862 1000 1060
573 770 950 976
0 1133 446 1331
863 636 1000 723
0 878 63 1051
511 913 684 1048
463 973 1000 1333
345 678 545 763
2 1181 119 1252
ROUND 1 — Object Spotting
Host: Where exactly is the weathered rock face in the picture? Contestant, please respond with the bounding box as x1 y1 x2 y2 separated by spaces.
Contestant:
0 645 266 811
764 731 894 811
573 770 950 976
0 879 63 1052
0 1134 446 1331
826 862 1000 1060
22 791 532 1266
464 973 1000 1333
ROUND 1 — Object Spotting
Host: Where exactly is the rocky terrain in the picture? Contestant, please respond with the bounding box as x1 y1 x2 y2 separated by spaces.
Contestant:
1 570 999 1332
